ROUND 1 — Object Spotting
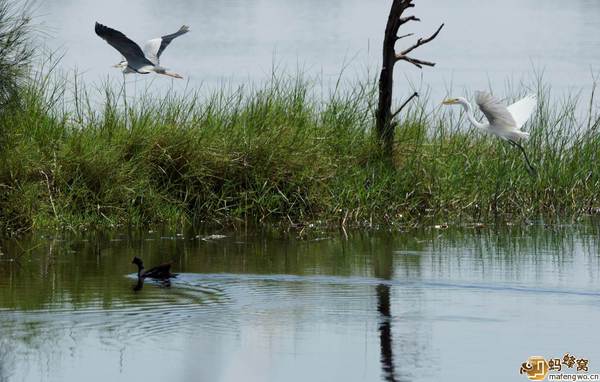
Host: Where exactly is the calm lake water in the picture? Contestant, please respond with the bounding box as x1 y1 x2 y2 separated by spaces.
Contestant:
37 0 600 101
1 223 600 382
4 2 600 381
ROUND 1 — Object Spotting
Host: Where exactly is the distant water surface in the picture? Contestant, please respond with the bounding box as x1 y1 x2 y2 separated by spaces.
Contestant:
36 0 600 102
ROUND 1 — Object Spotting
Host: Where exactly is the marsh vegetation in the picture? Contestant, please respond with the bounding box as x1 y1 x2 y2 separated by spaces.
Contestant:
3 74 600 235
1 1 600 236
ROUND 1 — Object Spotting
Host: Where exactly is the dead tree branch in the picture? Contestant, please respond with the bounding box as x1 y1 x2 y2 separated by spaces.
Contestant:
395 33 414 41
375 0 443 157
399 16 419 25
396 23 444 65
391 92 419 120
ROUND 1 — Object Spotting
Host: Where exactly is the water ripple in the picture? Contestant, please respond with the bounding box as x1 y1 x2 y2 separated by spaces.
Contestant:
2 271 598 351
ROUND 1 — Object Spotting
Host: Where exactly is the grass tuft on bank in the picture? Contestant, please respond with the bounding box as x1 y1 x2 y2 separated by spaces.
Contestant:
2 68 600 236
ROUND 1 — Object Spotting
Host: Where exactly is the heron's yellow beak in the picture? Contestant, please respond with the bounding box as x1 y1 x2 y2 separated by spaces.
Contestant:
442 98 458 105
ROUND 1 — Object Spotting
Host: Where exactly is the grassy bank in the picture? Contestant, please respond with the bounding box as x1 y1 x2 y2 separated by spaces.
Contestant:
2 69 600 236
2 6 600 235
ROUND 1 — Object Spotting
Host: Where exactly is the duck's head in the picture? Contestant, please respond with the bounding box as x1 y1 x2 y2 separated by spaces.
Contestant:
131 256 144 267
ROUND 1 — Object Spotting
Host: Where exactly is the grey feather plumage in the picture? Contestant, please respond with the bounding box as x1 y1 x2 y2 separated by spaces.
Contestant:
95 22 154 72
95 22 186 79
143 25 190 65
157 25 190 60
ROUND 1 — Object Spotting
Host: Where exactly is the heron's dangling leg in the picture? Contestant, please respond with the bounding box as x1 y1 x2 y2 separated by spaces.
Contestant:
507 139 536 177
121 72 129 126
161 71 183 79
153 67 183 79
122 72 127 99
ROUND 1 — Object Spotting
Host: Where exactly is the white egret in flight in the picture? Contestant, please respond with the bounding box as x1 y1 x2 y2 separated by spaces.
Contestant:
95 22 189 79
443 92 537 175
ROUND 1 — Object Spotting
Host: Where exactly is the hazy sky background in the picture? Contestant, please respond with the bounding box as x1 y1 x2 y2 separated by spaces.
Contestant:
33 0 600 102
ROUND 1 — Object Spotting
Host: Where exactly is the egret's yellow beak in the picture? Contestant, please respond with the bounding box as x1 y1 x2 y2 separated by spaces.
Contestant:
442 98 458 105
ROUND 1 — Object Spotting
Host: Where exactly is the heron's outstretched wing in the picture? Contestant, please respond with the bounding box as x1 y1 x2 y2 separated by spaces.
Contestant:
507 94 537 129
143 25 190 65
95 22 154 68
475 91 517 131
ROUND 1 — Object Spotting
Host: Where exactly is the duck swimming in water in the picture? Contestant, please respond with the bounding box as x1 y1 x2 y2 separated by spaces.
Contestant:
131 256 177 279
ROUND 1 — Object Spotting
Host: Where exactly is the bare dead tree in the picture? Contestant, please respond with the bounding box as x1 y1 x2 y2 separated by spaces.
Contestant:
375 0 444 156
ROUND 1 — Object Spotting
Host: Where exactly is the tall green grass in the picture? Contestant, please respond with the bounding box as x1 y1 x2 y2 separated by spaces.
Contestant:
0 0 33 106
1 1 600 235
2 67 600 236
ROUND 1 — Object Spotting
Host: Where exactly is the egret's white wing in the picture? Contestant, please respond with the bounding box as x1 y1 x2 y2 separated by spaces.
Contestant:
143 25 190 65
507 94 537 129
475 91 517 132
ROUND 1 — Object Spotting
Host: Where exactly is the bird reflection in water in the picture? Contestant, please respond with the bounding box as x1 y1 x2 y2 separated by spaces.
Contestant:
132 278 144 292
131 278 172 292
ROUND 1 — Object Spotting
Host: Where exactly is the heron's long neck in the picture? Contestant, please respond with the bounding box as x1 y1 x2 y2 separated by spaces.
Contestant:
462 102 487 130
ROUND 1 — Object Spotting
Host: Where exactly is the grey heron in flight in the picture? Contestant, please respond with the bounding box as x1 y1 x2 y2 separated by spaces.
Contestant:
443 92 537 176
95 22 189 79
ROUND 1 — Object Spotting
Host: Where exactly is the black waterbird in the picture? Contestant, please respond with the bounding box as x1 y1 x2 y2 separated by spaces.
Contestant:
132 256 177 280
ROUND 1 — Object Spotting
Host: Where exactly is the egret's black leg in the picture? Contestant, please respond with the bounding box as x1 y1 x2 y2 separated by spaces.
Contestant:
507 139 536 177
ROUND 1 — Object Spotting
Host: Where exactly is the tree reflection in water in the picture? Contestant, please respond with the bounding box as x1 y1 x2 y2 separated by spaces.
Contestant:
373 235 400 382
377 283 397 382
